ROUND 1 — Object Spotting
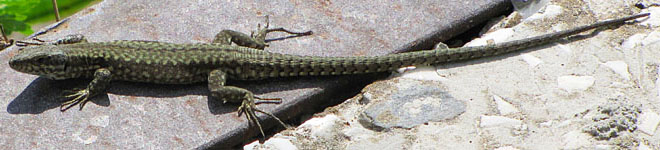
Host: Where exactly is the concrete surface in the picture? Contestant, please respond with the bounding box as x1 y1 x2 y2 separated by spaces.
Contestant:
0 0 511 149
247 1 660 149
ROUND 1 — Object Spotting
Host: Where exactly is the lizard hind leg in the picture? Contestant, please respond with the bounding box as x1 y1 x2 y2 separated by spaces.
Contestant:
237 94 289 139
211 16 272 49
208 70 288 139
211 15 312 49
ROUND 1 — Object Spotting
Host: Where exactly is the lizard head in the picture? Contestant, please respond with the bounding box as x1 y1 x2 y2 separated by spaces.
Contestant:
9 45 71 80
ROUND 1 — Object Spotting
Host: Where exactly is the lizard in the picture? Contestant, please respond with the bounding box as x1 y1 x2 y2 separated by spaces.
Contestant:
8 13 650 139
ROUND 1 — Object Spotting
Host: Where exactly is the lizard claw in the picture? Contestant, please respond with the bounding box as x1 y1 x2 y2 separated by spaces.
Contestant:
60 89 91 111
62 88 83 94
237 96 288 140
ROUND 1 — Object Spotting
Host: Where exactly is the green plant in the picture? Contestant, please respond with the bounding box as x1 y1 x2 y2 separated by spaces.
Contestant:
0 0 97 35
0 0 40 35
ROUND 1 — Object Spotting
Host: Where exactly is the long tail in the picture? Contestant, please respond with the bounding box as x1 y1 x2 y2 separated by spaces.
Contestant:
423 13 650 64
254 13 649 79
329 13 648 72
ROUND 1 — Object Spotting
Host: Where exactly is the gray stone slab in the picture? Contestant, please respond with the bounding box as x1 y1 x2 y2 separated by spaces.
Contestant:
0 0 509 149
359 79 466 131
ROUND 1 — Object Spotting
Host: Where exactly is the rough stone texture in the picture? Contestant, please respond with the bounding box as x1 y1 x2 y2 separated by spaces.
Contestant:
359 79 465 131
259 1 660 149
0 0 511 149
583 98 641 140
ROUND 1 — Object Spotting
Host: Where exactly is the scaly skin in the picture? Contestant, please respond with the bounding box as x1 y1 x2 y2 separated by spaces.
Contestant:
8 13 649 139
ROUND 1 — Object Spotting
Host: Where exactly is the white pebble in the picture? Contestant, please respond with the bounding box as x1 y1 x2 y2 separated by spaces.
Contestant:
464 28 514 47
342 125 375 141
399 66 446 81
638 109 660 135
602 61 631 80
525 5 563 22
396 66 416 73
640 8 660 27
492 95 520 115
298 114 341 139
520 54 543 67
244 137 298 150
621 33 646 49
557 75 595 92
266 138 298 150
642 30 660 46
562 130 591 149
556 44 572 56
539 120 553 127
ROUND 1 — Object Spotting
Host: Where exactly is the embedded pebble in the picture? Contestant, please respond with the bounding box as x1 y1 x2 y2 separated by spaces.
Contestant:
398 66 446 81
543 5 563 18
525 4 562 22
556 44 572 56
248 115 341 149
341 125 375 141
557 75 595 92
562 130 592 149
464 28 514 47
639 8 660 27
642 29 660 46
602 61 631 80
539 120 553 127
244 137 298 150
396 66 416 73
298 115 341 139
520 54 542 67
511 0 549 18
638 109 660 135
493 95 520 115
479 115 522 128
621 33 646 49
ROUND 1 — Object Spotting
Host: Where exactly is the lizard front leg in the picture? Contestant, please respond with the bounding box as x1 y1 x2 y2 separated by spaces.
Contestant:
208 69 287 138
16 34 88 46
60 68 112 111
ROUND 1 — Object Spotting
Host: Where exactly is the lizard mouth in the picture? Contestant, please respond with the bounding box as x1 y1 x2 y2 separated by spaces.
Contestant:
8 53 29 74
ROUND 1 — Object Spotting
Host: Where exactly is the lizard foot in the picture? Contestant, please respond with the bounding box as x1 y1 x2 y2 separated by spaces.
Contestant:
60 88 91 111
16 34 87 46
237 95 289 139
